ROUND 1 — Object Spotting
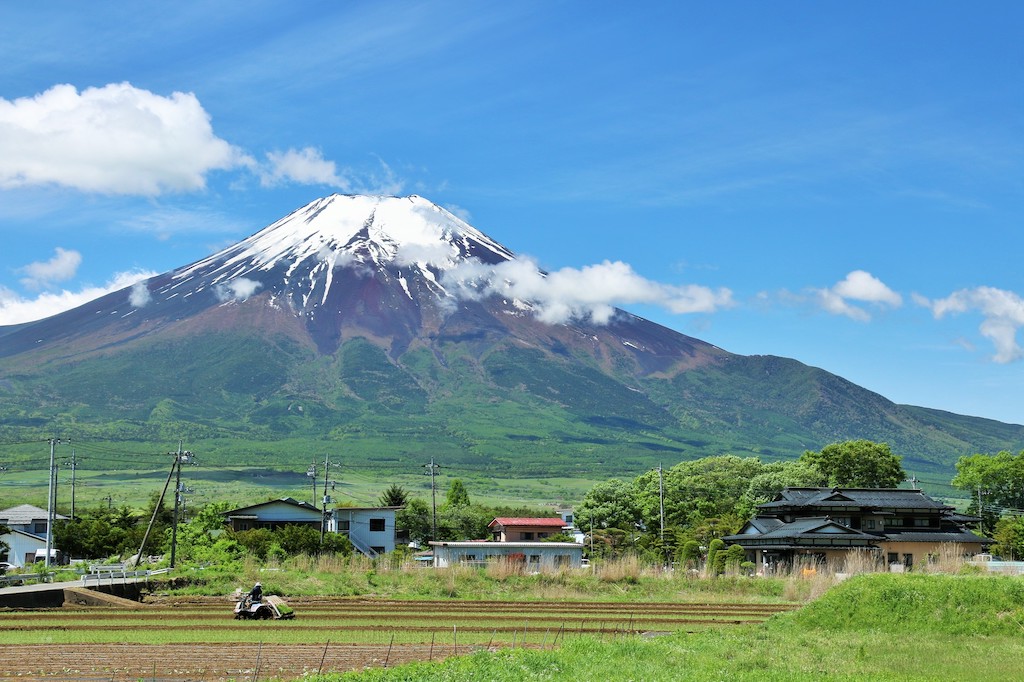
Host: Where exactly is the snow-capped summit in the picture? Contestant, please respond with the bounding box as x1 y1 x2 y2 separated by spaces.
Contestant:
178 194 514 284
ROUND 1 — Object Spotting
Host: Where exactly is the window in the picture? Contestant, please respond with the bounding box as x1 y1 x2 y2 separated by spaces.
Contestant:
369 518 386 532
864 519 876 530
522 532 535 541
884 518 903 527
337 520 351 532
528 555 540 567
371 546 386 555
34 522 47 534
554 555 570 567
913 518 931 527
887 552 899 564
903 553 914 569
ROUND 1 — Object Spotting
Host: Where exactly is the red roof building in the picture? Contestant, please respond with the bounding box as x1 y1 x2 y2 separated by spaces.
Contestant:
488 517 567 542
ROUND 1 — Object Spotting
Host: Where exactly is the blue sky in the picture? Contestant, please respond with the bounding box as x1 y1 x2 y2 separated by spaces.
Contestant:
1 2 1022 426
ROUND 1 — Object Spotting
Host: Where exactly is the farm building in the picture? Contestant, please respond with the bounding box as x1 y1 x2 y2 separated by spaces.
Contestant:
430 541 583 569
724 487 988 572
330 506 399 557
487 517 569 542
222 497 322 532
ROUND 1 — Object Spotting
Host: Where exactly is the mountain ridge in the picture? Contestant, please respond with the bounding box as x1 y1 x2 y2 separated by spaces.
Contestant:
0 194 1021 484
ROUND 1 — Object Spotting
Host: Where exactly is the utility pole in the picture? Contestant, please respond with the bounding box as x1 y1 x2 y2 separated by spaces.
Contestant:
320 453 333 545
307 461 318 508
136 449 179 567
424 459 440 542
658 463 666 564
169 444 195 565
44 438 64 569
64 449 79 520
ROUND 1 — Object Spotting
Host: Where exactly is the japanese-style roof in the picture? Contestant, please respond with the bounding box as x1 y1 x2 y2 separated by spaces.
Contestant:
758 487 951 511
223 497 320 517
880 531 989 544
0 504 68 524
945 512 983 524
725 517 879 545
487 517 567 528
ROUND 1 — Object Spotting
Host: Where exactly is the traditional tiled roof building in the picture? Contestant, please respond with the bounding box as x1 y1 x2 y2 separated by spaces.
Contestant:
724 487 987 572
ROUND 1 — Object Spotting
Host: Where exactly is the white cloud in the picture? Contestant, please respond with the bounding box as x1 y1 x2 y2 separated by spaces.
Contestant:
925 286 1024 363
812 270 902 321
0 83 247 195
214 277 262 302
0 269 156 325
256 149 405 195
442 257 733 325
259 147 347 189
18 247 82 290
833 270 902 306
129 281 152 307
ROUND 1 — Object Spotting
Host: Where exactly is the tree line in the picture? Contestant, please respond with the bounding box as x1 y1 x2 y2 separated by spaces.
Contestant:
22 439 1024 565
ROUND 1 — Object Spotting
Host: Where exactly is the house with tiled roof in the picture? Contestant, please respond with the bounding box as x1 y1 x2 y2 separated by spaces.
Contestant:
0 504 67 539
488 517 568 542
222 497 322 532
724 487 987 572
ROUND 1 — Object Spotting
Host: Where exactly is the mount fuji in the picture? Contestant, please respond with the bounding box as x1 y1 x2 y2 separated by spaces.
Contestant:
0 195 1021 479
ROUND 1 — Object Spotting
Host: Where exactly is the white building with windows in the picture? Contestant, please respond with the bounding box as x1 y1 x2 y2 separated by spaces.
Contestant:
430 541 583 570
331 507 399 558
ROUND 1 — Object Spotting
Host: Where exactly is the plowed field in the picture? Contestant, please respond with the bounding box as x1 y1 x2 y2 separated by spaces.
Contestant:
0 597 798 681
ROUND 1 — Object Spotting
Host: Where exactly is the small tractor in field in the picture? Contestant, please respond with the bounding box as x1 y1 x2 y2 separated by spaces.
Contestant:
233 595 295 620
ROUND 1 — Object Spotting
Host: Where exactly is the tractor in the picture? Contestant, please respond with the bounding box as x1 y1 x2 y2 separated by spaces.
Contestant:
233 595 294 620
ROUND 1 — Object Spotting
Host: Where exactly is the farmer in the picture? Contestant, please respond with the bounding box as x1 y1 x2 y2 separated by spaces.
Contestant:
248 581 263 603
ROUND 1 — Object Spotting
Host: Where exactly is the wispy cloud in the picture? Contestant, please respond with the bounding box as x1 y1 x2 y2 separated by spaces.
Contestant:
920 286 1024 363
0 269 157 326
214 277 262 302
442 256 733 325
17 247 82 290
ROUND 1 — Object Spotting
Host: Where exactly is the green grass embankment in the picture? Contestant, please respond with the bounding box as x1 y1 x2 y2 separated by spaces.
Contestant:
309 573 1024 682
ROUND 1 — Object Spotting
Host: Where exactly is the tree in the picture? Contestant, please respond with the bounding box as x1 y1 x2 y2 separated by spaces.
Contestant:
724 544 746 574
378 484 409 508
992 516 1024 560
575 479 642 532
444 479 471 508
706 538 726 576
736 461 825 519
397 498 433 545
799 440 906 488
678 540 700 569
952 450 1024 515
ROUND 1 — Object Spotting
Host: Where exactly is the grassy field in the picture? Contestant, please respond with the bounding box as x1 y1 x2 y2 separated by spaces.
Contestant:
4 562 1022 680
305 573 1024 681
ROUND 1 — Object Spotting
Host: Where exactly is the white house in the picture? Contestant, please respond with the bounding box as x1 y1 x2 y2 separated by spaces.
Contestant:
430 541 584 570
332 507 399 558
1 529 49 567
0 504 68 540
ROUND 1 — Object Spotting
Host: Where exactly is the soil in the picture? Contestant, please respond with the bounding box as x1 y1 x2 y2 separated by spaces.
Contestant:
0 597 797 681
